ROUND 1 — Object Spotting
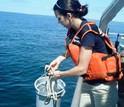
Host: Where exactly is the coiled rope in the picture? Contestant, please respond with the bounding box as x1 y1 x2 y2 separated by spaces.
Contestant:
44 65 57 105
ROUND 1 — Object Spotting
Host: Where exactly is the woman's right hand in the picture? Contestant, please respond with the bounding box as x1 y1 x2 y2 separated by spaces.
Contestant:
47 59 60 71
46 55 66 73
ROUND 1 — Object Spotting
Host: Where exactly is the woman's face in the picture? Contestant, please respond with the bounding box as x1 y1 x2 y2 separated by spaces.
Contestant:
54 10 72 29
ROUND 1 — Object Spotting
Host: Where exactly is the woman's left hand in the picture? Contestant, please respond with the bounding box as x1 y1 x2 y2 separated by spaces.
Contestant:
52 71 63 79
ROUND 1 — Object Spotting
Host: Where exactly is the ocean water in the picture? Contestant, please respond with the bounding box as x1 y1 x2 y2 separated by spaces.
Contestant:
0 11 124 107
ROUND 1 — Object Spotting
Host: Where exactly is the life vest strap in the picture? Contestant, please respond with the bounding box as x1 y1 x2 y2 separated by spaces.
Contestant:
107 71 120 78
102 52 120 77
101 53 117 61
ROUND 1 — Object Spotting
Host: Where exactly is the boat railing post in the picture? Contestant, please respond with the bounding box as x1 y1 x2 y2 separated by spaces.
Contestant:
70 77 83 107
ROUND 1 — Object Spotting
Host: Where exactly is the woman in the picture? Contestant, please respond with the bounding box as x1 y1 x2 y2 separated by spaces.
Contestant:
47 0 118 107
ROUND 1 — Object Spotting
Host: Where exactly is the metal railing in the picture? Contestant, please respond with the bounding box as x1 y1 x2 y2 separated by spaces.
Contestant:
70 77 83 107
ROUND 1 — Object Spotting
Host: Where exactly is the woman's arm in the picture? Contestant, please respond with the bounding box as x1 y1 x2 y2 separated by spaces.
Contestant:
47 50 69 71
52 46 92 78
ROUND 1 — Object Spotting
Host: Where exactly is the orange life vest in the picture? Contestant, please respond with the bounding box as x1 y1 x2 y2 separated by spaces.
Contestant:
65 21 123 81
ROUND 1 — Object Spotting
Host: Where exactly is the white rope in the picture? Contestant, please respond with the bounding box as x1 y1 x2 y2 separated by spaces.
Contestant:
51 79 57 101
44 76 51 105
44 65 58 104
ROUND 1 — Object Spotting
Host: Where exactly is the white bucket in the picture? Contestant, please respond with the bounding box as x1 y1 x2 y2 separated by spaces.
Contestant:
34 76 66 107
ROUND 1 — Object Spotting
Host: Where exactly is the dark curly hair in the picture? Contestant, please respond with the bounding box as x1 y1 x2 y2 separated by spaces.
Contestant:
53 0 88 18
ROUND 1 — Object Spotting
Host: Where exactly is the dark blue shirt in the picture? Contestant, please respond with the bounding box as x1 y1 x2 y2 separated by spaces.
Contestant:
79 20 108 54
81 32 108 54
67 20 108 54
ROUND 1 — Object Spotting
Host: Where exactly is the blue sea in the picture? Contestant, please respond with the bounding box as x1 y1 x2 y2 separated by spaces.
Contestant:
0 11 124 107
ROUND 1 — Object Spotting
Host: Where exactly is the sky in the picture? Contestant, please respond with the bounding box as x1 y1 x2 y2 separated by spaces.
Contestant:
0 0 123 22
